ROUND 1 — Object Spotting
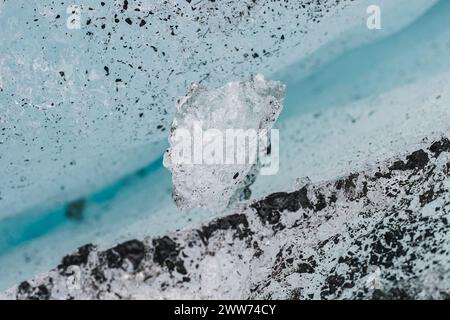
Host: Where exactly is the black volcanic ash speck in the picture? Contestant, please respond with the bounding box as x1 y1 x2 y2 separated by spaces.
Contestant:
17 281 51 300
429 138 450 157
65 198 86 220
105 239 145 270
152 236 187 275
251 187 313 225
198 214 251 244
390 150 429 171
58 244 95 272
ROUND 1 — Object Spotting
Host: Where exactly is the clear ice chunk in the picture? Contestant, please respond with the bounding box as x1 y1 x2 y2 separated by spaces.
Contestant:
163 75 285 211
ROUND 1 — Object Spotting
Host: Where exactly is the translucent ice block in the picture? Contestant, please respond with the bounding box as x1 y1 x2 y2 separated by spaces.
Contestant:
164 75 285 211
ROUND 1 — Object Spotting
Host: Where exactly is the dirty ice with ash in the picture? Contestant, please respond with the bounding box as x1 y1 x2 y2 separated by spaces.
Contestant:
0 0 449 292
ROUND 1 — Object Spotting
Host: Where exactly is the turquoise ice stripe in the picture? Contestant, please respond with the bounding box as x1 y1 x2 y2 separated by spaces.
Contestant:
0 208 68 256
89 155 164 203
0 155 164 257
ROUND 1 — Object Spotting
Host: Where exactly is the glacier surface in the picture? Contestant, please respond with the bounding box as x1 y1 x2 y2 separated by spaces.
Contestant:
0 0 448 291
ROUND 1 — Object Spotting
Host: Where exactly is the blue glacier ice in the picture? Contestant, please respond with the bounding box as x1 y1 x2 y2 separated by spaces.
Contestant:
0 0 436 219
0 0 449 290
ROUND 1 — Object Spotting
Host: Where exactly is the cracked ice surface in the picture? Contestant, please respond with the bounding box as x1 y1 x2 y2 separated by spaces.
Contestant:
163 75 285 211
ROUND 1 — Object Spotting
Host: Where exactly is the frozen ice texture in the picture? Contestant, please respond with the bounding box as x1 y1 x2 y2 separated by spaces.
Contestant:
5 137 450 300
0 0 436 219
164 75 285 211
0 0 443 291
